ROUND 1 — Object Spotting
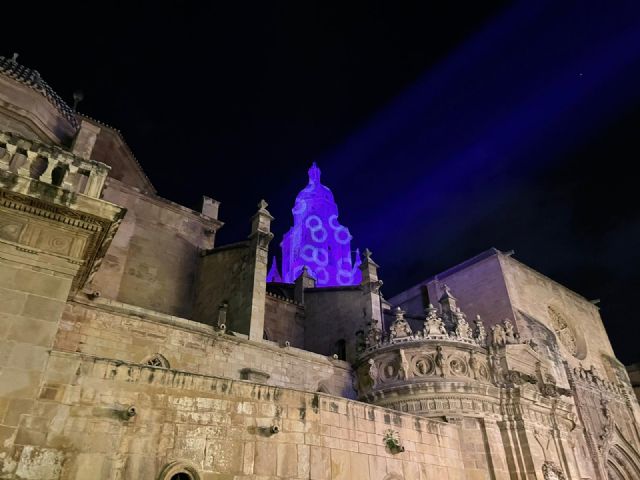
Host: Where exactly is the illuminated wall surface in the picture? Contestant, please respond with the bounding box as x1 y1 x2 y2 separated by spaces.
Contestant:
268 163 362 286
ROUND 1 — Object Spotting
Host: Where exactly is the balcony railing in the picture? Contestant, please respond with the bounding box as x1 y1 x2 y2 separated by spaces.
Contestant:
0 130 109 198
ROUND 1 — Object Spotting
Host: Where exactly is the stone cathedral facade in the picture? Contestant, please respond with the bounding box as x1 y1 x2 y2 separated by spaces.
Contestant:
0 54 638 480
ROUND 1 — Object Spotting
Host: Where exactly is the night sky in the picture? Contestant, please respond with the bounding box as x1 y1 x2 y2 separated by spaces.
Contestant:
6 2 640 364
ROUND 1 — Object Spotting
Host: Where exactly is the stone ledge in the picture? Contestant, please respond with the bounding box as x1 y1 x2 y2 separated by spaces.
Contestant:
70 294 354 368
46 349 454 435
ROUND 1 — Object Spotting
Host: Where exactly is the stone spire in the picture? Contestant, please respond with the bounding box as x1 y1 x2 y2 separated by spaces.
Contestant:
438 284 457 316
360 249 380 289
294 266 316 304
266 256 282 283
250 199 274 240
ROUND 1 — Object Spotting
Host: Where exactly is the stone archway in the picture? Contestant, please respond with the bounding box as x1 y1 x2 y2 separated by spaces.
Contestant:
157 461 201 480
606 443 640 480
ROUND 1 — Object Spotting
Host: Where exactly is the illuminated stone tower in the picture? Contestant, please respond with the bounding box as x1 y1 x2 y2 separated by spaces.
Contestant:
277 163 361 286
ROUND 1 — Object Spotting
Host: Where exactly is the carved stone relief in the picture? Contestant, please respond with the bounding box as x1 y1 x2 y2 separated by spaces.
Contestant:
547 305 586 359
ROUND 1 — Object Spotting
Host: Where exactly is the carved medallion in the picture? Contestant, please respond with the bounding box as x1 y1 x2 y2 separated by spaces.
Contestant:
413 356 435 376
448 356 468 376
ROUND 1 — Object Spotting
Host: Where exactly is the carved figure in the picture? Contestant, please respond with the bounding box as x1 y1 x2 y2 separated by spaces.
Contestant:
491 354 505 383
365 321 383 347
424 304 447 336
367 359 378 385
491 323 506 345
503 320 517 344
473 315 487 345
435 345 446 377
454 308 471 338
398 349 410 380
390 307 412 339
469 351 479 380
542 461 566 480
415 358 430 375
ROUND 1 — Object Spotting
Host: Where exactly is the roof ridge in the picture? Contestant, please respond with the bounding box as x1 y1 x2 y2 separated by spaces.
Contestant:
0 55 79 129
77 113 156 193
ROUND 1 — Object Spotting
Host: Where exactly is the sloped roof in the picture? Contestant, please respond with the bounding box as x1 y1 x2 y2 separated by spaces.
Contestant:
0 54 79 129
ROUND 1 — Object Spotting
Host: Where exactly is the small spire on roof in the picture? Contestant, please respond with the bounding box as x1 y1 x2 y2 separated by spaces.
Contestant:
308 162 321 184
266 257 282 283
440 284 455 299
353 248 362 268
10 53 18 63
73 90 84 111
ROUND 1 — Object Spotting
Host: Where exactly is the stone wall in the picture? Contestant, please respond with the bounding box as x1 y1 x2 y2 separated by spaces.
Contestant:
499 255 617 379
0 258 71 470
0 75 76 145
90 179 219 319
304 288 372 363
390 251 516 332
193 242 254 332
20 351 476 480
264 293 305 348
56 297 353 397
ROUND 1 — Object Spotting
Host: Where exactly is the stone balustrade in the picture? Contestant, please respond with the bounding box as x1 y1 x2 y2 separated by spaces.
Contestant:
0 130 110 198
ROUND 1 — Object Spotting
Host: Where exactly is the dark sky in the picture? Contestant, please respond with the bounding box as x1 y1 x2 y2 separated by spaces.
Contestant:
7 2 640 364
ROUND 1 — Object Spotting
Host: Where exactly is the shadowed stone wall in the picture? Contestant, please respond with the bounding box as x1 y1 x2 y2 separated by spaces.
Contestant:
264 293 305 348
90 179 220 319
57 297 354 397
27 351 477 480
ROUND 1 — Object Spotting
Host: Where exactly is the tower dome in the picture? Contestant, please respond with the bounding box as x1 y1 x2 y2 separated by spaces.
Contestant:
278 163 361 286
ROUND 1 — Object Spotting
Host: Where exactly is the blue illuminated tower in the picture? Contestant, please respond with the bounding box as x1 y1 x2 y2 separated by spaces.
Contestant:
276 163 361 286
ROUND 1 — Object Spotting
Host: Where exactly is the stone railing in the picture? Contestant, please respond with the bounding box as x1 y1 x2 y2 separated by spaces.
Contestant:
0 130 109 198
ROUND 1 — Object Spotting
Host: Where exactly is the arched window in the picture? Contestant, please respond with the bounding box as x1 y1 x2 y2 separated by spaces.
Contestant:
171 474 192 480
143 353 170 369
158 461 200 480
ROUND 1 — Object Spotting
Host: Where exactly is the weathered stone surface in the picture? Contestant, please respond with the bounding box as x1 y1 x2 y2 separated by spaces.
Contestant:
0 58 639 480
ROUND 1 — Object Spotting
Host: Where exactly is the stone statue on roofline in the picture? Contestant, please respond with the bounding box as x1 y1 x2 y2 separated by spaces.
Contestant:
453 307 472 339
491 323 506 345
365 321 383 347
503 319 517 344
473 315 487 345
390 307 412 339
424 303 447 336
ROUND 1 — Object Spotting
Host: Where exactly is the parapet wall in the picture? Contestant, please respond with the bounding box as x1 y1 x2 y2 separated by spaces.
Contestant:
24 350 491 480
56 296 353 397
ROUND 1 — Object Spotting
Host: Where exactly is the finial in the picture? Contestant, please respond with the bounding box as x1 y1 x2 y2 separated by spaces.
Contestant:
73 90 84 111
258 199 269 210
10 53 18 63
266 256 282 282
442 284 454 298
353 248 362 266
308 162 321 184
363 248 373 261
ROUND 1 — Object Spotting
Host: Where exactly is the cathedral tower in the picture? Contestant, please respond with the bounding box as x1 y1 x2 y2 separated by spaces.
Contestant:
276 163 361 286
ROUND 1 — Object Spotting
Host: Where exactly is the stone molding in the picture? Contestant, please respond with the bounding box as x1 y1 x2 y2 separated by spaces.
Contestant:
0 185 124 294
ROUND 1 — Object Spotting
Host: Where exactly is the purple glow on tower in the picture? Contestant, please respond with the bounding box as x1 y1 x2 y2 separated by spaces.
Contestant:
266 256 282 282
278 163 361 286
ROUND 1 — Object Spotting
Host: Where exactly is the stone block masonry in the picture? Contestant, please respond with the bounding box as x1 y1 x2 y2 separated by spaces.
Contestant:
27 351 471 479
